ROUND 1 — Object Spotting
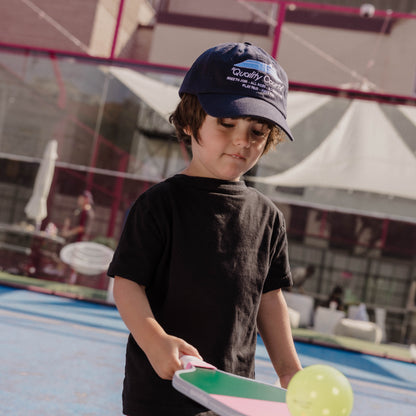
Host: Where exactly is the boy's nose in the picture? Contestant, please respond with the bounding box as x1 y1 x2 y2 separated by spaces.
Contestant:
233 128 251 148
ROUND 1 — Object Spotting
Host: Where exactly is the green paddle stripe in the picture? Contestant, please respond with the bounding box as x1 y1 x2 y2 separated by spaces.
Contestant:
178 369 286 402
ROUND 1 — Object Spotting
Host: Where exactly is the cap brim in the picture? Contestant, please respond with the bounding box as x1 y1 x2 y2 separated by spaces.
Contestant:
198 94 294 141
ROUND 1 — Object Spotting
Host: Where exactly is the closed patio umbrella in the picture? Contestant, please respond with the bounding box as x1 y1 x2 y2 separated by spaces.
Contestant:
24 139 58 230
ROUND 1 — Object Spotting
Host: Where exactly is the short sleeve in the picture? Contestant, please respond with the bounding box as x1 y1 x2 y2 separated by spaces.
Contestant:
107 194 165 286
262 215 293 293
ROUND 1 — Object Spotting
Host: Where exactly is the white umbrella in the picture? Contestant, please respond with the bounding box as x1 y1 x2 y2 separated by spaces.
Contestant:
24 139 58 230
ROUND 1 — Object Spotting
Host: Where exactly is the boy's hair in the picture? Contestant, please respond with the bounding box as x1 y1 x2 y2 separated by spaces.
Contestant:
176 42 294 142
169 93 285 154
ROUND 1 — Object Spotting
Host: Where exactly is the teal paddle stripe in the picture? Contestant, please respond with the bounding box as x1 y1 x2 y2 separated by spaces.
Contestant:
178 369 286 402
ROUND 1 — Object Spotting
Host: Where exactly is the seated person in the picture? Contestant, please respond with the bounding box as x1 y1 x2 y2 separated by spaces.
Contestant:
325 285 344 311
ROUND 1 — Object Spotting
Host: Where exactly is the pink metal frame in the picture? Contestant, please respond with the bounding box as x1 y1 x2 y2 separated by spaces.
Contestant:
249 0 416 19
110 0 125 60
1 0 416 103
271 1 287 58
1 41 414 106
252 0 416 60
2 0 416 238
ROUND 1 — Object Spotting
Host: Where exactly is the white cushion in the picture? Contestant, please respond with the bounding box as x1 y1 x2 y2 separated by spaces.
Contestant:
283 292 314 327
334 318 383 343
313 306 346 334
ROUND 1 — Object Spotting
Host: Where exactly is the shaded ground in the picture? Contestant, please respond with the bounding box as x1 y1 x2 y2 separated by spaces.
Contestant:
1 275 416 415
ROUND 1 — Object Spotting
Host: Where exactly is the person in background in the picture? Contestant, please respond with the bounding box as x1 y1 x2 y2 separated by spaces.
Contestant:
326 285 344 311
61 190 95 243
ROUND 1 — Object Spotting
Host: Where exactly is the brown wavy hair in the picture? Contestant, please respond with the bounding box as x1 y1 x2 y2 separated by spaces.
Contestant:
169 93 286 154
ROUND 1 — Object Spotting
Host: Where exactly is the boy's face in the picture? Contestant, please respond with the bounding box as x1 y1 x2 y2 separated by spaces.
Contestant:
184 115 270 181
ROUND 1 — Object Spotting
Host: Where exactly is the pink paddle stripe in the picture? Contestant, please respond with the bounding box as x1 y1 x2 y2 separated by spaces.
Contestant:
211 394 291 416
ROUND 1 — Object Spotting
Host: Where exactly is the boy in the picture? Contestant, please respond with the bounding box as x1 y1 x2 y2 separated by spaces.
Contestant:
108 42 302 416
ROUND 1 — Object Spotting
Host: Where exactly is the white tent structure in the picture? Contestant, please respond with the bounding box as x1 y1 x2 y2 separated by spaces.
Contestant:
108 66 179 122
286 91 332 127
107 67 416 221
251 100 416 201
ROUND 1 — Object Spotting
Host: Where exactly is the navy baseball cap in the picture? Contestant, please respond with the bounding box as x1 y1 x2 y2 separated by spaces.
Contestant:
179 42 294 141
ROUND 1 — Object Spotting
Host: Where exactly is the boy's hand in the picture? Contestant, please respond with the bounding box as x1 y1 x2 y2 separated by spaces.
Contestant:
112 278 202 380
279 370 300 389
145 333 202 380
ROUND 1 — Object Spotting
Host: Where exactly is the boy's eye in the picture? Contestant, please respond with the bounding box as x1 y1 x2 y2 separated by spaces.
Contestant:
251 124 270 138
219 119 235 128
252 129 267 137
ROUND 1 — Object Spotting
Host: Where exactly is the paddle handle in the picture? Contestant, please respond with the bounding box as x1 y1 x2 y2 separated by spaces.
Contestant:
180 355 217 370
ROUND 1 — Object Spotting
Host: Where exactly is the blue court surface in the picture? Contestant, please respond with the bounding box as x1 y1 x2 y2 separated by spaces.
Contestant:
1 285 416 416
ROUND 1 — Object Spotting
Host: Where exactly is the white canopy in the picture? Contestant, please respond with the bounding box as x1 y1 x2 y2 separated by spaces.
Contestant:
286 92 331 126
251 100 416 201
398 104 416 127
108 67 179 122
108 67 416 209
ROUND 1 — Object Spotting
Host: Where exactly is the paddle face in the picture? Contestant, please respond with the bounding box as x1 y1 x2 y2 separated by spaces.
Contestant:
173 358 290 416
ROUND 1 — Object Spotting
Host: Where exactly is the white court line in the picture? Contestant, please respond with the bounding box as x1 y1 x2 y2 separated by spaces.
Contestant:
5 308 415 399
0 308 128 338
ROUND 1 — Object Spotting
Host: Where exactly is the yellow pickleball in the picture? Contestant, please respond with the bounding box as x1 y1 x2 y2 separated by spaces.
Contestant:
286 364 354 416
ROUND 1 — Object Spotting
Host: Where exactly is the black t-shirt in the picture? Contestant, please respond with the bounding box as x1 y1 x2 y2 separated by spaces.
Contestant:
108 174 292 415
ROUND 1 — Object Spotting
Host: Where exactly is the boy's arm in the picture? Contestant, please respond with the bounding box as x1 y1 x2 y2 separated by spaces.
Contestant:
257 288 302 388
113 275 202 380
